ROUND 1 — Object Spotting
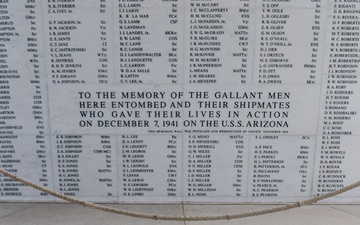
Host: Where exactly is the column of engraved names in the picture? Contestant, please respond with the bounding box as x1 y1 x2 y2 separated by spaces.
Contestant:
187 0 227 84
46 1 85 84
54 135 82 196
117 1 181 84
186 134 217 197
316 2 360 195
184 134 247 200
54 135 117 199
257 1 291 84
121 135 154 197
120 135 181 200
55 135 83 196
255 1 326 84
46 1 115 84
0 1 24 198
0 1 52 199
250 136 314 199
251 137 285 198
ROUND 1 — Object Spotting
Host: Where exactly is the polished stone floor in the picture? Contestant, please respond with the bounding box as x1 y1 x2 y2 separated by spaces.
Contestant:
0 203 360 225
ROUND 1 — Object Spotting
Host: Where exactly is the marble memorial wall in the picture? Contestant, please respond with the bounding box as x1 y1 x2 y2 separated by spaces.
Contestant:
0 0 360 203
